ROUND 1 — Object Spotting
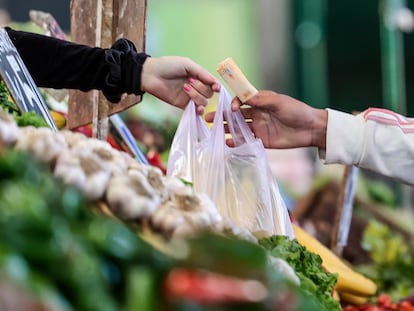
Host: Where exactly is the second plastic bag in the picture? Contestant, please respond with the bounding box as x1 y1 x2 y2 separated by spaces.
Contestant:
167 87 294 238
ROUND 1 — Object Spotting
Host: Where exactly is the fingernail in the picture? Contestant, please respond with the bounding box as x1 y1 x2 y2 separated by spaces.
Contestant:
189 77 196 84
184 84 191 92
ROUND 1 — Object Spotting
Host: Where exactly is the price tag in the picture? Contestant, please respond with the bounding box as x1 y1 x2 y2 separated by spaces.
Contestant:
0 28 57 130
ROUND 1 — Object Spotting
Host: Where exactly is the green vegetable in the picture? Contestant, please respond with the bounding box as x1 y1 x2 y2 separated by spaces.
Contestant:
0 79 19 114
0 149 170 311
0 78 49 128
358 220 414 301
258 235 340 311
0 148 333 310
14 111 49 128
184 233 268 279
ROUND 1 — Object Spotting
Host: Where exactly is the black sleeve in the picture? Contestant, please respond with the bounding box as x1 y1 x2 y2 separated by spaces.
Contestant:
5 27 150 103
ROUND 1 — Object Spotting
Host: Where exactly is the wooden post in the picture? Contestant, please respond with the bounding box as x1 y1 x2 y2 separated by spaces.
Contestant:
67 0 147 133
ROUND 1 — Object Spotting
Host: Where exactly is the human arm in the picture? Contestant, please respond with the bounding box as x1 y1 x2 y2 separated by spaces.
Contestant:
325 108 414 185
205 90 414 185
5 27 219 112
5 27 136 101
205 90 328 149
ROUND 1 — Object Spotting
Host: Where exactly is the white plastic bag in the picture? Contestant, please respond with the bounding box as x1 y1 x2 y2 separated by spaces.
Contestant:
167 87 294 238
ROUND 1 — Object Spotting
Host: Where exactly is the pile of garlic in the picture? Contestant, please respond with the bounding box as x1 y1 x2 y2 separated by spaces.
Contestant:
0 111 307 285
0 110 255 240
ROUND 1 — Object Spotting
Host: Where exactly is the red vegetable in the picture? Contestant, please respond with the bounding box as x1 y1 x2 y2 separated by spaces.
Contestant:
146 150 166 174
342 293 414 311
73 124 126 152
163 268 267 306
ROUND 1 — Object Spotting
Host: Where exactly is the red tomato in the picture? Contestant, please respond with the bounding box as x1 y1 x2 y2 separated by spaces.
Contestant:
377 294 392 308
72 124 128 152
73 124 93 137
147 150 166 174
106 135 128 153
400 301 414 311
163 268 267 306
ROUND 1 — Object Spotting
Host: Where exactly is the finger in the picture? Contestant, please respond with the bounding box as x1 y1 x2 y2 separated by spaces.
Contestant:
183 83 208 112
205 108 253 124
237 107 254 119
223 123 230 134
212 82 222 92
223 121 254 134
183 59 219 89
196 105 206 115
189 77 216 98
225 137 235 147
245 90 280 109
204 110 215 122
231 96 243 112
205 111 227 124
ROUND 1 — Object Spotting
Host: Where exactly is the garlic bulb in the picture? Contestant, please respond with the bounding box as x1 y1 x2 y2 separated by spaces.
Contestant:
0 110 19 145
106 173 161 220
15 127 68 165
171 222 198 239
147 185 224 239
54 149 111 201
60 130 88 147
172 188 222 227
164 176 188 196
54 152 86 189
72 139 128 176
0 116 252 243
151 201 186 233
147 166 167 196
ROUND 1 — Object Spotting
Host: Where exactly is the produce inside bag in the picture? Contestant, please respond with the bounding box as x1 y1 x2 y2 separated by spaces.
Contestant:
167 85 294 238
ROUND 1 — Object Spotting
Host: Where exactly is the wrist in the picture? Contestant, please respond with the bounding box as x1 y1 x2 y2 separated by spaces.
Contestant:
140 56 153 93
311 108 328 150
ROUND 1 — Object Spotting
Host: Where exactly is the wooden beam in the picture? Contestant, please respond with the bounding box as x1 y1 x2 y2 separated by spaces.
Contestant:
67 0 147 130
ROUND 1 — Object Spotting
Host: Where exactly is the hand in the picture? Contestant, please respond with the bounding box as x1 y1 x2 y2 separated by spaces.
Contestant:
141 56 220 114
205 90 328 150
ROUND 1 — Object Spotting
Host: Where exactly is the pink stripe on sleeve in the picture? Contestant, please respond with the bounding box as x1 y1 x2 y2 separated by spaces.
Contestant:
362 108 414 133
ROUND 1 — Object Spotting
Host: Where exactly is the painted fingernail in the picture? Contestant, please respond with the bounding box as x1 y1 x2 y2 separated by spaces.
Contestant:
189 77 196 84
184 84 191 92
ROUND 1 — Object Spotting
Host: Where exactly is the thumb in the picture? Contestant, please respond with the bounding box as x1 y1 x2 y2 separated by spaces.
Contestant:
231 96 243 112
245 90 279 109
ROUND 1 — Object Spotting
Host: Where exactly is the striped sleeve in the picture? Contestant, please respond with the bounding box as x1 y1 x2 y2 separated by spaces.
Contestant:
322 108 414 185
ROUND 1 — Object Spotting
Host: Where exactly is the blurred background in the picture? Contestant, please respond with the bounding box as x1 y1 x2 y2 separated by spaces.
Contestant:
2 0 414 112
1 0 414 203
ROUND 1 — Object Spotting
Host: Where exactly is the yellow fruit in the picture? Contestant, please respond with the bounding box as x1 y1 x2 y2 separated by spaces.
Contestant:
338 291 369 305
293 224 377 297
332 289 340 302
335 268 377 297
50 110 66 129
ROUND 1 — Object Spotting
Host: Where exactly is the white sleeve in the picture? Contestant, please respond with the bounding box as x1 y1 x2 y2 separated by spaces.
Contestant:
321 108 414 185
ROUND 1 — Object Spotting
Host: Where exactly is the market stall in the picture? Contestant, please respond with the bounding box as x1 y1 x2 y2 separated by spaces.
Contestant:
1 2 414 311
1 101 414 310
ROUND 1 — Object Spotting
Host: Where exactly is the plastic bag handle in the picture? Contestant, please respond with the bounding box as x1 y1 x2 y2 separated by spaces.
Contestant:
219 86 255 146
210 88 226 141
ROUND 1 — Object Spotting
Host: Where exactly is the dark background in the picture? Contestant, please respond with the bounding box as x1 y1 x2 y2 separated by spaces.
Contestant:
326 1 414 115
2 0 414 116
0 0 70 30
